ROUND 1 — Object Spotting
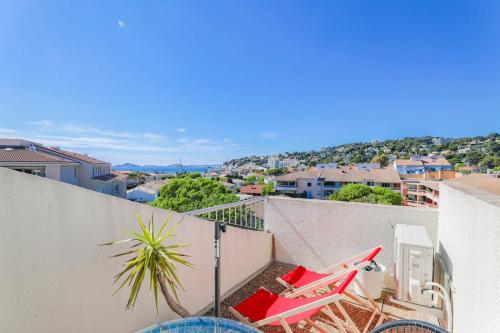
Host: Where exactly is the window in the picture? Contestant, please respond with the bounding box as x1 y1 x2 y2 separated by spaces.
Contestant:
307 182 312 187
113 183 120 194
74 167 78 178
382 183 391 188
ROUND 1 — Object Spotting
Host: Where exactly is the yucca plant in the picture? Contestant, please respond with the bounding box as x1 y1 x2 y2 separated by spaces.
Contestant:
101 213 193 317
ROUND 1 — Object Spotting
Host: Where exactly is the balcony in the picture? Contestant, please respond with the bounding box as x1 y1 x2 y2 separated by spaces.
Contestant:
275 184 298 192
1 167 499 333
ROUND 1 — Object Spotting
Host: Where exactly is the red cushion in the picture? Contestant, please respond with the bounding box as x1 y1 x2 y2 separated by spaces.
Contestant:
280 266 331 288
234 271 357 326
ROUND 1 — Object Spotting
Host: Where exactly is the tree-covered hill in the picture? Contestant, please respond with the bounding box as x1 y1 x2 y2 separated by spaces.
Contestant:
225 133 499 171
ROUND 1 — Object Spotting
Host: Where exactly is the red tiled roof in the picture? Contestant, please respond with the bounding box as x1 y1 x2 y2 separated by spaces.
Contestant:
240 184 265 195
42 147 107 164
421 157 451 166
394 159 424 166
276 168 401 184
0 149 73 163
92 172 128 182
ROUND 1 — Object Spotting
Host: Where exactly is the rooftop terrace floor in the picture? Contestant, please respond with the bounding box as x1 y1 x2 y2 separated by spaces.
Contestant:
206 262 438 332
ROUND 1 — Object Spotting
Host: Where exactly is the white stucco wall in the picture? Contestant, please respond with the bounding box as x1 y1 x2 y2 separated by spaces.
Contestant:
265 197 439 278
127 188 157 203
0 167 272 333
438 181 500 333
44 164 62 180
60 165 79 185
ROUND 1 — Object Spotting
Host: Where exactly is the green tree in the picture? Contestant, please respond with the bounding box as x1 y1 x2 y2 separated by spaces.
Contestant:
454 162 465 172
479 155 500 170
101 214 193 317
244 175 257 185
152 175 239 212
464 151 483 166
371 154 389 167
266 168 287 176
328 184 402 206
262 181 275 195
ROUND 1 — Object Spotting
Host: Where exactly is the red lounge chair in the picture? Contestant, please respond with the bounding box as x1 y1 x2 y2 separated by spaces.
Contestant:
229 271 359 333
276 246 385 332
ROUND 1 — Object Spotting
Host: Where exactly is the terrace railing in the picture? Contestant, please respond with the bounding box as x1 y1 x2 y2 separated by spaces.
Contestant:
184 197 266 231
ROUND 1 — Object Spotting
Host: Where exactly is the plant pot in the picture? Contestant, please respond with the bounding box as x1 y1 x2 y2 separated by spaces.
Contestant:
354 263 386 299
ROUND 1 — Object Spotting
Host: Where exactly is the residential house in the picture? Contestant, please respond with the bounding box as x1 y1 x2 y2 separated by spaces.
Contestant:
239 184 264 196
231 178 245 189
393 156 452 175
126 180 169 203
316 163 337 170
0 138 127 198
0 140 79 185
275 167 401 199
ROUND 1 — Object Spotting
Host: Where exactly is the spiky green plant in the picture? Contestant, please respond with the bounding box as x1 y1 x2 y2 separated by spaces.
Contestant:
101 213 193 317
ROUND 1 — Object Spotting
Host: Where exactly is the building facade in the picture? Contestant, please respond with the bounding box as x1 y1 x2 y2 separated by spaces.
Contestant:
401 180 440 208
394 156 452 175
267 155 300 169
0 138 127 198
275 167 401 199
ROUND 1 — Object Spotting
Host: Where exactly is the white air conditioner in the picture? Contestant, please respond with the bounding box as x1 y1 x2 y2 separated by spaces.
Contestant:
394 224 433 306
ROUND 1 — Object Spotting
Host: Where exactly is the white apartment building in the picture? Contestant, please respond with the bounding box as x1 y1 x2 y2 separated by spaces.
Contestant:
0 138 127 198
275 167 401 199
267 155 300 169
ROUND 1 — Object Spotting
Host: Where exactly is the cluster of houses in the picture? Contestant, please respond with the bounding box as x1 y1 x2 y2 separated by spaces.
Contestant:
0 138 171 203
217 155 463 208
0 139 128 198
2 137 491 208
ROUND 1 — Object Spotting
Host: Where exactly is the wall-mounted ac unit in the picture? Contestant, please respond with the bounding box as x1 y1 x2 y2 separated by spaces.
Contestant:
394 224 434 306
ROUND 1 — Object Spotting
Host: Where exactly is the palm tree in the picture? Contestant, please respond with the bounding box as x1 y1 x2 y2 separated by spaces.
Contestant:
101 213 193 317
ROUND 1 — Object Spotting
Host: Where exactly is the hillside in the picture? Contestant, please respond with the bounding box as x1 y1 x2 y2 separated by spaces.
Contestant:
224 133 500 170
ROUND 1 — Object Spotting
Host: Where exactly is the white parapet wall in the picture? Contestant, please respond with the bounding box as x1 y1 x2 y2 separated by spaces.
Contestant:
438 180 500 333
265 196 439 282
0 167 272 332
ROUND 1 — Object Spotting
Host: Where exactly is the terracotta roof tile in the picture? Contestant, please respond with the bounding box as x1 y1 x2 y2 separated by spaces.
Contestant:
240 184 265 195
0 149 73 163
276 168 401 184
42 147 107 164
92 172 128 182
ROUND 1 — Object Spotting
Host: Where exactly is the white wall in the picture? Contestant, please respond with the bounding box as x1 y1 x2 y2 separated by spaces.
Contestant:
44 164 62 180
438 181 500 333
127 188 157 203
60 165 79 185
0 167 272 333
265 197 439 277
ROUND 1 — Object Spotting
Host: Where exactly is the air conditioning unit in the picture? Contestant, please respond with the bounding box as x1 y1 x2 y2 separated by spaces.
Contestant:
394 224 434 306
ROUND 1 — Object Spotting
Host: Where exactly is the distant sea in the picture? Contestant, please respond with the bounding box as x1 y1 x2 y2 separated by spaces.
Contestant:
112 164 219 174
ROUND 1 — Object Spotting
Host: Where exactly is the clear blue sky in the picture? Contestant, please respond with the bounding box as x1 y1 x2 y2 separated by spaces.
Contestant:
1 1 499 165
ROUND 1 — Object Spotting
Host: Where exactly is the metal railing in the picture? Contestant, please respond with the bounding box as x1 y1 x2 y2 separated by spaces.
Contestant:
369 320 449 333
184 197 266 231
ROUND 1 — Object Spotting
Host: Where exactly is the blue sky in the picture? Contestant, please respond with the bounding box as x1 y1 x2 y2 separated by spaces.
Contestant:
1 1 499 165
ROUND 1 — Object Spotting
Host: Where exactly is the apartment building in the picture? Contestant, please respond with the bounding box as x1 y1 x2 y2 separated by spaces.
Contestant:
275 166 401 199
267 155 300 169
0 138 127 198
393 156 452 174
401 180 440 208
